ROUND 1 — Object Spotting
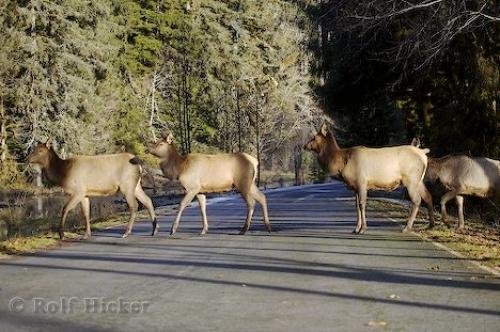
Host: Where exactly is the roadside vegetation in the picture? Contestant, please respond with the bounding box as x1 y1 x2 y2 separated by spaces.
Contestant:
0 209 153 256
0 232 77 256
369 199 500 271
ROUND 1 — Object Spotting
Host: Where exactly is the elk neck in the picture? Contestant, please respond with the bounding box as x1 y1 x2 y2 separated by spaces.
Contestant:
318 133 348 175
160 144 187 180
43 149 70 186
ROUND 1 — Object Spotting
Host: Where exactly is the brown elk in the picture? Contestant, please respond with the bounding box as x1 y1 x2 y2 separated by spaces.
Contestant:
426 155 500 230
147 133 271 235
305 123 435 233
27 142 157 239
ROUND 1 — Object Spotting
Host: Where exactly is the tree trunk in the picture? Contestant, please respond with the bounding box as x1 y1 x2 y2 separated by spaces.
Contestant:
0 102 6 163
255 100 261 187
294 145 304 186
149 69 158 141
182 58 191 154
177 80 183 148
34 164 43 188
236 87 242 152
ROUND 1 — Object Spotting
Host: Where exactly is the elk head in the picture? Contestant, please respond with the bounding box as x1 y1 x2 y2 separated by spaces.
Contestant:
410 137 421 148
304 122 330 153
147 132 175 158
27 141 53 167
424 159 440 183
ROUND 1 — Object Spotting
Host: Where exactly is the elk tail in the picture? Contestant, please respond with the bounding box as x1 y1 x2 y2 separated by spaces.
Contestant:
129 157 144 165
129 157 144 174
419 151 429 183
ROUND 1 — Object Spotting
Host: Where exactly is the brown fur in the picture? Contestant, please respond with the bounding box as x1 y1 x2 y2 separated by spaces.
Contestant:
305 123 435 233
27 142 157 239
147 133 271 235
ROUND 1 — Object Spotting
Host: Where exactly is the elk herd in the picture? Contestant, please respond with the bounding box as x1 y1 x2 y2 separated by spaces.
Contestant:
27 122 499 240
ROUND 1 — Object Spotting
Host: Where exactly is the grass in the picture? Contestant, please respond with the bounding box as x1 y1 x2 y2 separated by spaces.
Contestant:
420 224 500 271
90 213 130 231
0 209 158 256
368 199 500 271
0 232 79 256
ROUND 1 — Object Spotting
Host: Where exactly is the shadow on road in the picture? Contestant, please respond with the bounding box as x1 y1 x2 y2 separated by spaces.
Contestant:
1 257 498 317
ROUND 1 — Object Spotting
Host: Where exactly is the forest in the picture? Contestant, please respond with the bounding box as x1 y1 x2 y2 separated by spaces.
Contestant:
0 0 498 190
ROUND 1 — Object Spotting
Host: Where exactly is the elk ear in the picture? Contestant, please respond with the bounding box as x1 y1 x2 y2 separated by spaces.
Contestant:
320 122 329 136
161 132 172 140
44 138 52 149
165 133 174 144
411 137 421 148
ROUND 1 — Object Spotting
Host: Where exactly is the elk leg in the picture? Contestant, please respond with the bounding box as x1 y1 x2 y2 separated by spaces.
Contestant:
239 194 255 235
403 185 421 233
60 195 83 240
418 183 435 229
80 197 91 240
251 185 271 233
440 190 458 227
353 193 362 234
122 193 139 238
197 194 208 235
171 190 198 236
455 195 465 231
358 188 368 234
135 183 158 236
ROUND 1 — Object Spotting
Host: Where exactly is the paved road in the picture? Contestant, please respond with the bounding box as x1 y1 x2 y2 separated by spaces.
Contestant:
1 182 499 331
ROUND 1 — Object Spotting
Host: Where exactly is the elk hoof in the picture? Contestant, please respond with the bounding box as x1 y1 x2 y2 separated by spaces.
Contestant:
238 229 247 235
151 221 159 236
402 226 411 233
455 227 465 234
82 232 91 240
200 229 208 236
122 232 130 238
358 228 366 235
352 229 360 234
266 225 272 233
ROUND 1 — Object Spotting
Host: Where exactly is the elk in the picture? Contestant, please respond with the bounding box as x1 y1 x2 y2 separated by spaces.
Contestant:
147 133 271 235
425 155 500 230
304 123 435 233
27 142 157 239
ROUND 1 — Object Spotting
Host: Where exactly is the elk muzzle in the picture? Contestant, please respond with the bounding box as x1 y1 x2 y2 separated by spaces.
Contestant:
304 139 314 151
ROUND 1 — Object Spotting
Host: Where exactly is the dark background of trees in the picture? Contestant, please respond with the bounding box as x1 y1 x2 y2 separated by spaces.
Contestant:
307 0 498 158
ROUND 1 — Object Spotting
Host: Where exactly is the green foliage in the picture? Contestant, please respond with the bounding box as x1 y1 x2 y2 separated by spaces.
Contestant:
0 0 317 189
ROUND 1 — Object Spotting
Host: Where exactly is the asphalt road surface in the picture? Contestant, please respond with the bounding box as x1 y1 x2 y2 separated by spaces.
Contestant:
1 182 499 331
